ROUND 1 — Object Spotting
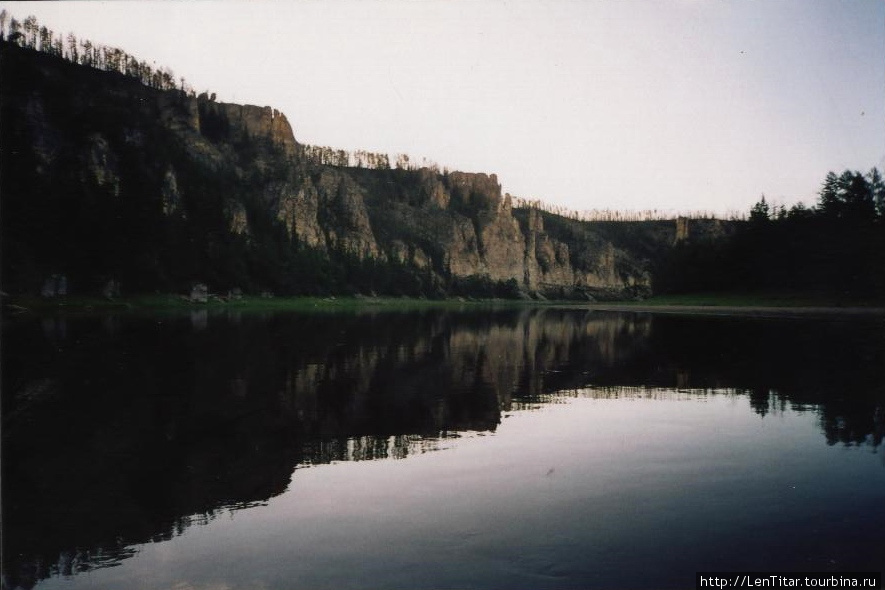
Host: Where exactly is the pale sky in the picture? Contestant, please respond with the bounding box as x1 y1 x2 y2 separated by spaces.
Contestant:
5 0 884 214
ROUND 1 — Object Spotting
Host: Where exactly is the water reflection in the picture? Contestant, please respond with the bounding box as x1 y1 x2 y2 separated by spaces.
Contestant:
2 307 883 588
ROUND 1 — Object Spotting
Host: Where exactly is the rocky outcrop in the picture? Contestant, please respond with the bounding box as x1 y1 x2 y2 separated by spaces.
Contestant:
84 134 121 196
315 170 379 258
197 96 297 158
1 40 692 298
189 283 209 303
675 217 690 243
478 196 526 282
24 94 62 172
226 201 249 236
161 166 182 216
444 217 484 277
268 181 325 248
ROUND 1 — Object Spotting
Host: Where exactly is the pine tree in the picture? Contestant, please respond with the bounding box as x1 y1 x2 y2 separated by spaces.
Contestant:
749 195 770 223
867 168 884 218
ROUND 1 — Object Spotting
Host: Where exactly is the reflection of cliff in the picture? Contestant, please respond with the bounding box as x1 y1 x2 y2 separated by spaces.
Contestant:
2 309 883 588
1 307 650 588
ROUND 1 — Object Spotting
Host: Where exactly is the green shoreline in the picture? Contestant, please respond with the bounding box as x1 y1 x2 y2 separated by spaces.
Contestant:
2 294 527 315
4 292 884 317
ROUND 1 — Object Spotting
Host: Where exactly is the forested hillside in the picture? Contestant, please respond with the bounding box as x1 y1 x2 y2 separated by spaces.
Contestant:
2 13 882 303
0 27 663 301
656 172 885 299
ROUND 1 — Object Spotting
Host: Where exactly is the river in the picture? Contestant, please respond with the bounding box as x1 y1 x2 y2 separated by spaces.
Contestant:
2 306 883 589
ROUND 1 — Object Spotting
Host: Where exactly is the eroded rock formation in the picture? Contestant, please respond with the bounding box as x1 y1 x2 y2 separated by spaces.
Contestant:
0 41 724 298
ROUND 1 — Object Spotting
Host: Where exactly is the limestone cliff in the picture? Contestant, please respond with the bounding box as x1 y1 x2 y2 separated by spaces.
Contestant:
197 95 297 158
1 40 704 298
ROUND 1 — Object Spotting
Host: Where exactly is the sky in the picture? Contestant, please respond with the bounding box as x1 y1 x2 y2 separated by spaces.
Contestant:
5 0 884 215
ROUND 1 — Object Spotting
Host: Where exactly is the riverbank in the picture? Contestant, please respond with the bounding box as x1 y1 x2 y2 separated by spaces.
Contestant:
1 293 521 315
4 292 883 317
582 303 885 318
583 293 885 318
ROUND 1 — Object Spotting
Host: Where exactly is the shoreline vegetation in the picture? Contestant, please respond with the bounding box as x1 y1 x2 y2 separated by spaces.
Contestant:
4 293 884 317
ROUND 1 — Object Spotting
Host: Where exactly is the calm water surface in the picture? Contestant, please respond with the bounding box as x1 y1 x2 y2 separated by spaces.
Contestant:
2 307 883 589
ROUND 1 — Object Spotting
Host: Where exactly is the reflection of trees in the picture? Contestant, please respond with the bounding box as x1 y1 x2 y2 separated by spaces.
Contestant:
2 309 882 587
1 307 646 587
747 387 778 417
595 314 885 447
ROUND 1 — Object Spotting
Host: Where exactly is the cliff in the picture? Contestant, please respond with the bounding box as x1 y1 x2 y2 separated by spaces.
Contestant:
0 41 721 299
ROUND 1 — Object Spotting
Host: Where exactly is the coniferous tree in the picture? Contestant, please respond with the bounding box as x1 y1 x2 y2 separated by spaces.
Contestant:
868 168 885 218
22 15 36 49
8 17 21 45
749 195 770 224
818 170 877 222
66 32 78 63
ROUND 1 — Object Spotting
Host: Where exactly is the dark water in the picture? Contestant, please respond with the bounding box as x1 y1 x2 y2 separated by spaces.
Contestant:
2 307 883 589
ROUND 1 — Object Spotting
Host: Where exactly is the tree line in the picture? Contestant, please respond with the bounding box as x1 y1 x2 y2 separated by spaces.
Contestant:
656 168 885 299
512 196 734 222
299 144 450 173
745 168 884 224
512 168 884 227
0 12 458 179
1 11 191 94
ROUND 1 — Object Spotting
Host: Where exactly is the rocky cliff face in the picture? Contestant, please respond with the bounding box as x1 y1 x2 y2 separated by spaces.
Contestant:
197 96 297 158
1 41 705 298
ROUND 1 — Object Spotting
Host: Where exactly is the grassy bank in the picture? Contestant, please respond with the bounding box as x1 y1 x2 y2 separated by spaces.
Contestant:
622 292 885 308
5 292 883 317
1 293 539 315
